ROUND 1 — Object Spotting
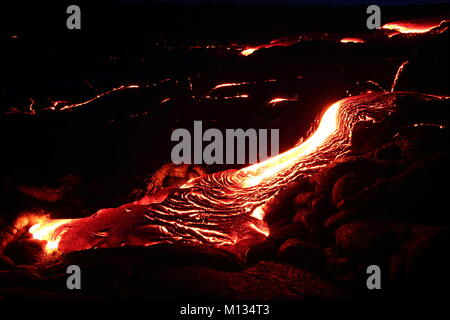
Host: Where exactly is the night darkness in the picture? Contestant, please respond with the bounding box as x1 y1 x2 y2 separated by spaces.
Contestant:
0 0 449 315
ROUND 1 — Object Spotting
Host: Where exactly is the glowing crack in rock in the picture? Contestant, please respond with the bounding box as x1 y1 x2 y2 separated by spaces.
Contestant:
240 38 299 56
29 92 442 258
267 98 297 106
210 82 253 91
340 38 365 43
15 80 174 114
57 85 141 111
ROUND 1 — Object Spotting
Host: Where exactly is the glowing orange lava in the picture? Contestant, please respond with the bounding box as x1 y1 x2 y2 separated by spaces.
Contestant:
267 98 296 106
340 38 365 44
29 218 73 253
391 60 409 92
240 38 298 56
241 48 257 56
27 92 444 258
382 19 448 34
58 85 141 111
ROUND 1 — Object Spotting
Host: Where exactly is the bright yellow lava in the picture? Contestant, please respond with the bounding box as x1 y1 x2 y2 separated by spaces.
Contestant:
340 38 365 43
29 218 72 253
241 48 257 56
239 100 341 187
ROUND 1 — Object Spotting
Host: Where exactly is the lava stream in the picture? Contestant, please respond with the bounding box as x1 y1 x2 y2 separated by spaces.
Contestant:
240 38 298 56
29 92 430 257
382 19 448 34
340 38 365 44
391 60 409 92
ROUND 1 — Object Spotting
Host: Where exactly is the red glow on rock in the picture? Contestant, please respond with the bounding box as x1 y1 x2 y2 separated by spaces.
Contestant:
240 38 298 56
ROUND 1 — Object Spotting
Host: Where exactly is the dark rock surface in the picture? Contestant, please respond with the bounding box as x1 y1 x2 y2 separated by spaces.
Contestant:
0 3 449 301
0 246 350 300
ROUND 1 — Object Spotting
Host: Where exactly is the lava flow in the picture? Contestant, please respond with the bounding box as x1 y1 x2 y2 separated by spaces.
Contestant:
340 38 365 44
382 18 448 35
241 38 298 56
28 92 442 258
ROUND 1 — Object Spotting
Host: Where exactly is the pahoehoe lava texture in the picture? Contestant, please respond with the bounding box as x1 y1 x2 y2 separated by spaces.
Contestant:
29 92 447 260
1 92 449 300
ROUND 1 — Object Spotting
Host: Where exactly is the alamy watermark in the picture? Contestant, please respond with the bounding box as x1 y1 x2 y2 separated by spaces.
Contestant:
366 5 381 30
66 265 81 290
64 5 380 31
66 5 81 30
366 264 381 290
171 121 279 165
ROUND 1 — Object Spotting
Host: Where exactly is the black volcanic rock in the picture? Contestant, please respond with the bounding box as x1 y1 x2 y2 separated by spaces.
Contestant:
311 157 385 194
331 173 366 207
0 247 350 300
4 239 47 265
245 239 278 264
268 223 306 246
294 191 314 207
393 124 450 160
292 208 310 224
0 255 14 270
277 238 326 272
334 220 399 258
389 225 450 294
145 163 208 196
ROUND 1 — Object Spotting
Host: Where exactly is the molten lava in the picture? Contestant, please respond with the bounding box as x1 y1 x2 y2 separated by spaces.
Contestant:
382 19 448 34
267 98 296 105
29 218 72 252
28 92 447 258
240 38 298 56
340 38 365 44
241 48 257 56
391 60 409 92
